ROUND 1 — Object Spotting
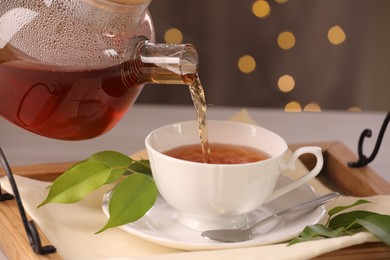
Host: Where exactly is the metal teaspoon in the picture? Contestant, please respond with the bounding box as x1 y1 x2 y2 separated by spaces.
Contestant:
201 192 339 242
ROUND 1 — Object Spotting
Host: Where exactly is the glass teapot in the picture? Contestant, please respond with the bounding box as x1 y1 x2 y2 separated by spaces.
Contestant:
0 0 198 140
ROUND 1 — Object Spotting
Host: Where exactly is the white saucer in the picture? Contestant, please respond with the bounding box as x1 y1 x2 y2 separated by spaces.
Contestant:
102 175 325 251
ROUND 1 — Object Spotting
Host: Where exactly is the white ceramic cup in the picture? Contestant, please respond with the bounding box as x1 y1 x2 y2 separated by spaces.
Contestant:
145 120 323 231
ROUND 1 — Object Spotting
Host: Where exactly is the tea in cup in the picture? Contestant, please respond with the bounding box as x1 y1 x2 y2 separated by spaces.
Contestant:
145 120 323 231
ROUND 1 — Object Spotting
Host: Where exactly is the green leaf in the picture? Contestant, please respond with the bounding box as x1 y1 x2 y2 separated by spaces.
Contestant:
288 224 345 245
86 150 134 168
356 214 390 246
289 199 390 247
38 161 111 207
65 150 134 173
88 150 136 181
103 167 128 184
97 173 157 233
127 159 152 175
328 199 372 218
328 210 377 230
85 151 152 179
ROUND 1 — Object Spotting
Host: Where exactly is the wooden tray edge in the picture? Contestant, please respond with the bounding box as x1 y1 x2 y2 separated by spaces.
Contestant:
289 141 390 196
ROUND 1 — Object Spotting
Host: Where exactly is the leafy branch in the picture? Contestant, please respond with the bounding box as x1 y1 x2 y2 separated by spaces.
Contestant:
289 199 390 246
38 151 157 233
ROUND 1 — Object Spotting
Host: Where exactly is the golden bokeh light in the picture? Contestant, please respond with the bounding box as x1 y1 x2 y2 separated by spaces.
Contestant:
347 106 362 112
275 0 288 3
164 28 183 44
277 31 296 50
284 101 302 112
252 0 271 18
327 25 346 45
277 74 295 92
238 55 256 74
304 102 321 112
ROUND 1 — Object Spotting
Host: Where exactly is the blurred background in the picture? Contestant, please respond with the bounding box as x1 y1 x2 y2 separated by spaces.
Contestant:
136 0 390 112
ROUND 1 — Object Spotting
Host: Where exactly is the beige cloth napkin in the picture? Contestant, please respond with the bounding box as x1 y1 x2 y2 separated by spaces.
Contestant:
1 109 389 259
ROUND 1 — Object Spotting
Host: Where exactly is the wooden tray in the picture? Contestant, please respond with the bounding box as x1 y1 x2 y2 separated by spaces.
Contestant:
1 142 389 259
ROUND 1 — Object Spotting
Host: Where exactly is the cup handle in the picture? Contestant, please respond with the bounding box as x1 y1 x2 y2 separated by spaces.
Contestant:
264 146 323 204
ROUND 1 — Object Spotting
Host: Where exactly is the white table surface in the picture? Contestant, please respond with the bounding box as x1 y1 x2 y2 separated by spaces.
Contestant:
1 104 389 182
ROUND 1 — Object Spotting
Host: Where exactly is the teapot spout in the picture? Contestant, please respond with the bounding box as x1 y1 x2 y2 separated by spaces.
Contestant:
123 41 199 86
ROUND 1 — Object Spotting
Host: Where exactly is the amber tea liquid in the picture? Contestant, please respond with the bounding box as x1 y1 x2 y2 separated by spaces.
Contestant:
164 143 270 164
0 47 144 140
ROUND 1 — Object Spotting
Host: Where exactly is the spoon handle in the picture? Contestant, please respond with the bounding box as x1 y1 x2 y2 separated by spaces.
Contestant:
251 192 339 231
